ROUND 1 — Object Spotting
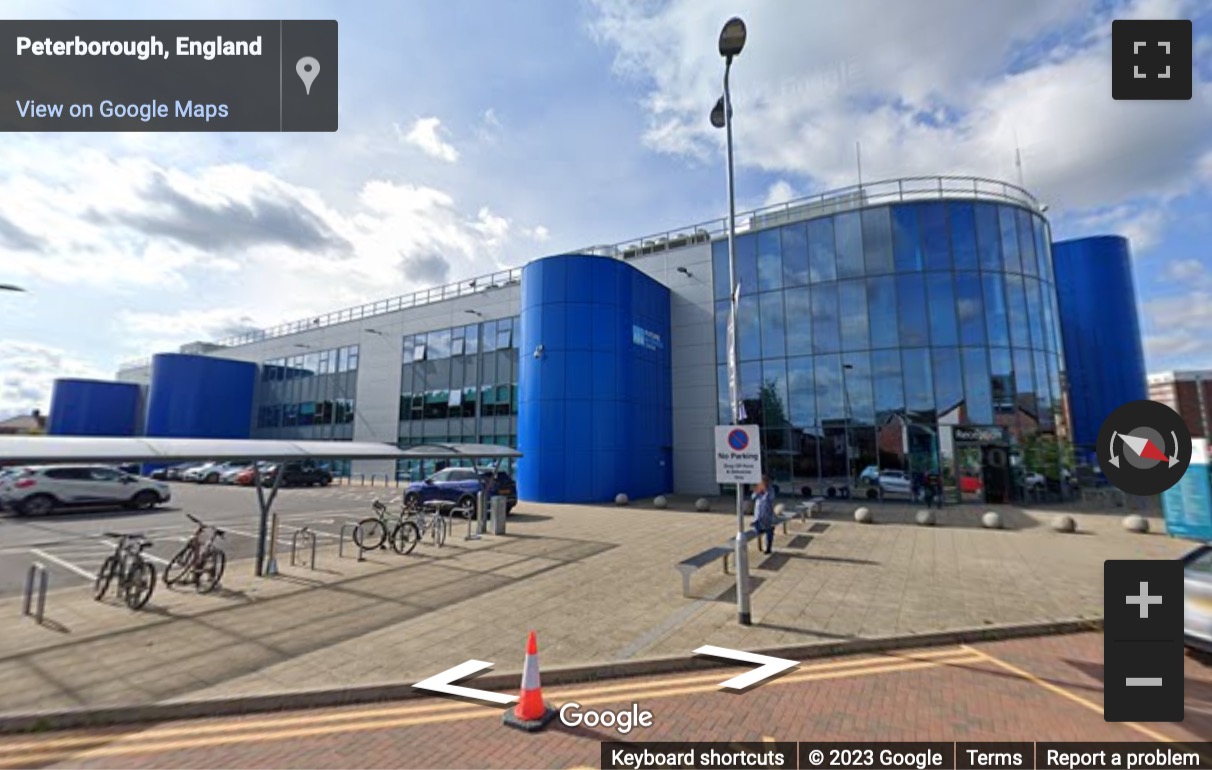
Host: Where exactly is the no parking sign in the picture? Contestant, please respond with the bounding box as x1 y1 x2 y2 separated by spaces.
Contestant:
715 425 761 484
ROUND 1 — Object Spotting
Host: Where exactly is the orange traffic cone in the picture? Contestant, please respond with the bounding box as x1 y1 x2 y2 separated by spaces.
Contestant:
502 630 557 731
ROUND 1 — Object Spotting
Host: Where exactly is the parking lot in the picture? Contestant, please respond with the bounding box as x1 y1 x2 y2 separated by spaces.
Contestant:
0 480 402 597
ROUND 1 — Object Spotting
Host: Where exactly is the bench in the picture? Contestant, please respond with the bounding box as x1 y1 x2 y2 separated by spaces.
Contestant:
675 509 804 598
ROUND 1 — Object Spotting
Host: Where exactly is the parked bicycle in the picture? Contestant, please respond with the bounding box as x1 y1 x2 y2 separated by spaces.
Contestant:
164 513 227 593
93 533 157 610
354 499 421 555
406 501 452 548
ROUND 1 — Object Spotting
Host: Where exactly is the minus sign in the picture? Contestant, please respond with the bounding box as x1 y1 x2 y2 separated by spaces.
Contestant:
1126 678 1163 686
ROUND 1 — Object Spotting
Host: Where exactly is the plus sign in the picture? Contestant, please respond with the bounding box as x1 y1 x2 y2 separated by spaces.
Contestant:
1126 581 1163 618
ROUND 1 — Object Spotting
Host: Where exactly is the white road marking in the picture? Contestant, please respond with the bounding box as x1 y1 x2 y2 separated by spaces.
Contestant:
220 525 293 547
28 548 95 580
99 540 171 566
276 523 339 540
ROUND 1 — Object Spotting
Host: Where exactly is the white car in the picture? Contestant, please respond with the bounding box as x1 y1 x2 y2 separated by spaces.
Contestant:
877 470 914 496
219 464 252 484
0 465 171 517
1023 471 1046 490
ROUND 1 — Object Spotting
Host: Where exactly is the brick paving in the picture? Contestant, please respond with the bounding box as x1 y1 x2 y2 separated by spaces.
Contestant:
0 494 1192 720
1 633 1209 768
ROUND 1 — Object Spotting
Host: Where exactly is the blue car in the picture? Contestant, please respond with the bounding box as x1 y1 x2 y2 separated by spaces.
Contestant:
402 467 518 513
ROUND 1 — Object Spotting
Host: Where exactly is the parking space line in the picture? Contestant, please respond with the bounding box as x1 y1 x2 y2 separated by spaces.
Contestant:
220 525 293 547
98 540 171 567
27 548 94 580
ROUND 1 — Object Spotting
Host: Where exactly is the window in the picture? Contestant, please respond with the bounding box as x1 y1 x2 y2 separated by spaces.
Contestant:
867 276 899 349
451 327 466 357
483 320 498 352
712 239 731 300
990 348 1014 414
465 324 480 355
429 330 451 359
810 284 840 354
1014 348 1035 415
336 347 348 373
814 354 844 423
1005 274 1030 349
462 386 477 418
925 272 958 347
955 272 986 346
892 205 922 272
784 288 812 356
975 202 1002 272
962 348 993 424
982 273 1010 346
738 293 761 361
807 217 836 283
762 359 789 426
283 404 298 426
837 280 869 351
1033 217 1052 282
919 203 950 271
402 336 414 363
932 347 963 417
759 291 786 358
1025 277 1046 351
715 299 730 361
781 223 809 288
757 229 783 291
315 400 333 425
304 353 319 376
735 234 758 296
902 348 934 414
949 202 978 270
843 352 874 424
895 274 929 347
414 341 427 361
999 205 1021 274
497 318 514 349
424 390 449 420
787 356 816 428
872 350 905 415
1016 208 1038 278
861 207 894 276
89 467 123 481
834 212 864 278
317 350 331 375
299 401 316 426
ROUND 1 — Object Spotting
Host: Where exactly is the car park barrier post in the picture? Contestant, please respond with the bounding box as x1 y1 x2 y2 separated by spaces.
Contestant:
339 522 366 561
477 490 488 535
291 527 317 569
266 513 280 575
22 562 48 625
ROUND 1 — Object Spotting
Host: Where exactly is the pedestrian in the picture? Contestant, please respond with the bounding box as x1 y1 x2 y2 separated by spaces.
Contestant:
751 474 776 555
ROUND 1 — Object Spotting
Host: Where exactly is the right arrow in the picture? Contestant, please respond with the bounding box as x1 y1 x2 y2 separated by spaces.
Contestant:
413 660 518 705
693 645 798 690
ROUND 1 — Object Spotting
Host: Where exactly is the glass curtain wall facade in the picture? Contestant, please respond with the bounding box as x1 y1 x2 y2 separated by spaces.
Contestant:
398 316 520 480
713 200 1067 504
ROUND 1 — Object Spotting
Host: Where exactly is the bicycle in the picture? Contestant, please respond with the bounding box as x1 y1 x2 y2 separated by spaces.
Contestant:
355 499 421 555
93 533 157 610
405 502 450 548
164 513 227 593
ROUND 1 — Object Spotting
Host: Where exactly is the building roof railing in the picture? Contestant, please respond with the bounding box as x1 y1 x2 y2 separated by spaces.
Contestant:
117 174 1035 369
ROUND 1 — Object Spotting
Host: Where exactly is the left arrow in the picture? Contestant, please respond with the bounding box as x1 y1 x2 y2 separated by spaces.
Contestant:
413 660 518 704
693 645 798 690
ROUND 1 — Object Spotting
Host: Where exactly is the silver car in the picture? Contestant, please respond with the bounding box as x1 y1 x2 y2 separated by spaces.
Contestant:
1184 544 1212 653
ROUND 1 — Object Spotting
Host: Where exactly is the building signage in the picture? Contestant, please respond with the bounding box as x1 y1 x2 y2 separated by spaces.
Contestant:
953 427 1005 443
715 425 761 484
632 325 664 351
1162 437 1212 542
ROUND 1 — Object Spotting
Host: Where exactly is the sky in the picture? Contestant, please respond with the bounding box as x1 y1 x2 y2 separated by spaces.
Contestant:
1 0 1211 420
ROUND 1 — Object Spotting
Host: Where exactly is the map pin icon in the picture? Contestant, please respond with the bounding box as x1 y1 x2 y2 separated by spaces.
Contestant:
296 57 320 95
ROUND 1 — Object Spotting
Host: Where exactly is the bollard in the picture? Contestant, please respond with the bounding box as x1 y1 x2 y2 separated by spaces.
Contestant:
267 513 280 576
339 522 366 561
23 562 48 625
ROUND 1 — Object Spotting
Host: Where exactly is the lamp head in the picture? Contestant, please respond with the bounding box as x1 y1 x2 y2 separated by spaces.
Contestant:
710 96 727 129
718 17 747 59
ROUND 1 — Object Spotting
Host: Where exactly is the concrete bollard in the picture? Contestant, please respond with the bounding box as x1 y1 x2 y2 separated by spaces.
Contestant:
653 495 668 509
854 507 873 523
981 511 1003 529
1053 514 1077 533
615 493 629 506
1123 514 1149 533
695 498 711 512
915 509 936 526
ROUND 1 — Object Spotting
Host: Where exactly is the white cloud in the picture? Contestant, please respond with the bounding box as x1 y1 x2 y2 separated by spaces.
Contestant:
477 108 503 143
0 341 109 419
1068 204 1171 253
1164 258 1207 283
589 0 1212 216
397 117 460 163
764 180 798 208
523 225 551 242
1142 288 1212 367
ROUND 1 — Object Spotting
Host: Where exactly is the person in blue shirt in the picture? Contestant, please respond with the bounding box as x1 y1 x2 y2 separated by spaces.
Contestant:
751 474 776 555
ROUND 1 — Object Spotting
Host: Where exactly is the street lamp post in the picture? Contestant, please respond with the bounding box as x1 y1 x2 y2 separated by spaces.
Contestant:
0 284 25 292
842 363 853 494
711 16 751 626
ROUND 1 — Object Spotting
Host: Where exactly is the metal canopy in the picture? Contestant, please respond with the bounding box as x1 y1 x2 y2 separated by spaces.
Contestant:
0 436 521 465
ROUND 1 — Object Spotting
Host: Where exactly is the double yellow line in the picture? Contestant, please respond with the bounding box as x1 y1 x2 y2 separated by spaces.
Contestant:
0 647 980 767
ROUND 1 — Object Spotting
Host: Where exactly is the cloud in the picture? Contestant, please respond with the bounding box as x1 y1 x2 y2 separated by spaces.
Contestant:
399 253 451 285
0 341 109 419
1164 258 1206 283
522 225 551 242
589 0 1212 215
0 214 43 252
477 108 503 143
1067 203 1170 253
1142 288 1212 368
397 117 460 162
764 180 798 208
95 170 352 255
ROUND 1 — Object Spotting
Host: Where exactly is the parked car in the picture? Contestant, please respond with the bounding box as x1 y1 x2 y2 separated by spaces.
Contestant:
219 463 254 484
234 463 275 486
0 465 171 517
182 462 221 483
261 461 332 487
402 467 518 513
150 462 195 481
858 465 880 485
876 469 913 497
1183 544 1212 654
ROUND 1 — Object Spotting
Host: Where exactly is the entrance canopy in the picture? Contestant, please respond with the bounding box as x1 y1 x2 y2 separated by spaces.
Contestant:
0 436 521 465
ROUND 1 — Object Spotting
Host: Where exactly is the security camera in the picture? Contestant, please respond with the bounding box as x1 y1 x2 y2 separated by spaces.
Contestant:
533 344 544 359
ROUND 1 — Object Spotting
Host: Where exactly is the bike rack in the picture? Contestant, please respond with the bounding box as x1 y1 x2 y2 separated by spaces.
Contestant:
23 562 48 625
339 522 366 561
291 527 317 569
462 506 480 541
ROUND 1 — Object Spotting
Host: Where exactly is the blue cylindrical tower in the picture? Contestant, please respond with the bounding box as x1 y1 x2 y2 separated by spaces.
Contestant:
145 354 257 438
1052 235 1147 453
48 379 142 436
517 254 673 503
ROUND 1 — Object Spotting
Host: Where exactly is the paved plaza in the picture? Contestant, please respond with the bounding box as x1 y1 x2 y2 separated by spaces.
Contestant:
0 482 1194 724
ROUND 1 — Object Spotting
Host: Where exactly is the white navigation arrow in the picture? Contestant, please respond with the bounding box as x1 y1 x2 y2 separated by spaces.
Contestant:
413 660 518 705
693 645 798 690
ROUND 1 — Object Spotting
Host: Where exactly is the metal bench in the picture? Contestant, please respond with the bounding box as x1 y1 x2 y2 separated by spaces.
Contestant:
676 511 804 598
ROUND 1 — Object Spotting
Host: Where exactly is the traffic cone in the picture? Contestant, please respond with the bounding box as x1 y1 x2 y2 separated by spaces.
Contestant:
502 630 557 732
